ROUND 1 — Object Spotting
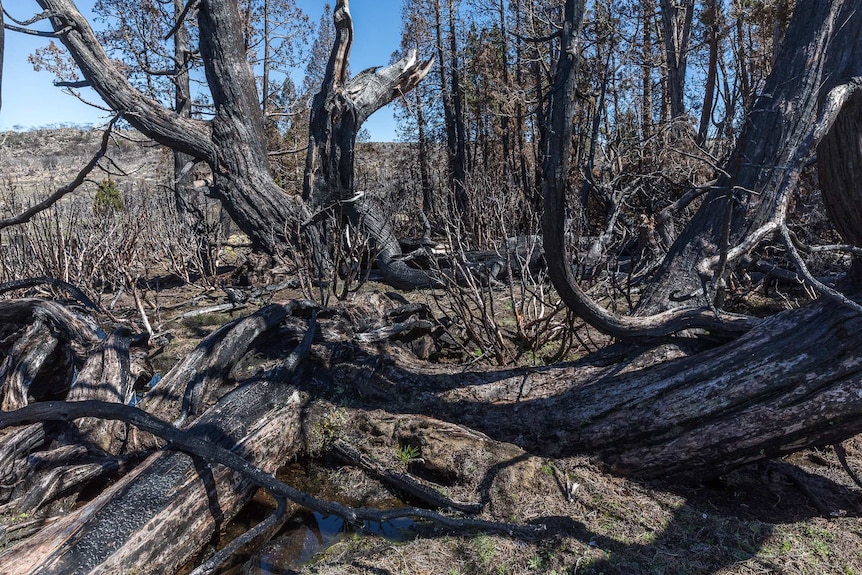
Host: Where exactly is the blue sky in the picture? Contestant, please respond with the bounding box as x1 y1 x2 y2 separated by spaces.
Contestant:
0 0 406 141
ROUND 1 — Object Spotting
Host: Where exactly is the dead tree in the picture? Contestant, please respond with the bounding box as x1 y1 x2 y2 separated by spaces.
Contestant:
3 0 862 571
302 0 435 289
636 0 862 314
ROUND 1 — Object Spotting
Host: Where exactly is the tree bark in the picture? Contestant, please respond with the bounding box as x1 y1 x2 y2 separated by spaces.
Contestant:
0 378 308 574
658 0 693 121
143 304 288 425
65 328 134 453
0 299 99 410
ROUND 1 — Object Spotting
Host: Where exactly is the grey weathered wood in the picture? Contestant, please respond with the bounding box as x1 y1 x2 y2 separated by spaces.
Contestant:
0 379 308 575
302 0 435 289
638 0 862 313
0 299 100 410
66 329 134 453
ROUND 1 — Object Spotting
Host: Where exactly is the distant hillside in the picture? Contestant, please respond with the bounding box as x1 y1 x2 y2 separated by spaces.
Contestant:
0 128 423 193
0 128 168 194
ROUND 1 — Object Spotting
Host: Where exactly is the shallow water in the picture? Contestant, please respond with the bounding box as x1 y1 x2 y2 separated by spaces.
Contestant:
243 511 415 573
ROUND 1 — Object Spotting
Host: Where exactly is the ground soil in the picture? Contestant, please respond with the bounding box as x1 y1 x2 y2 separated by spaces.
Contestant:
101 276 862 575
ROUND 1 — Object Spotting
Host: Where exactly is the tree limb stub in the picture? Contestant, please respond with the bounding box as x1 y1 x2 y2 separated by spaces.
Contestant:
348 50 435 126
302 0 436 289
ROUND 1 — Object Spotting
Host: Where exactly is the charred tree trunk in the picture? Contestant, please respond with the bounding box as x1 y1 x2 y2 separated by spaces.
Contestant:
433 0 467 216
171 0 218 277
658 0 693 121
302 0 435 289
696 0 719 146
0 377 308 574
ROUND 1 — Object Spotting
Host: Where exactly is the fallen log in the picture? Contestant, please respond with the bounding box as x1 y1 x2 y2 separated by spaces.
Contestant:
0 299 100 410
143 303 288 425
0 368 310 574
363 290 862 479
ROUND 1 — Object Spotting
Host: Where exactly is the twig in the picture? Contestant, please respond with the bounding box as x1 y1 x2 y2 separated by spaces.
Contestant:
332 439 482 514
188 498 289 575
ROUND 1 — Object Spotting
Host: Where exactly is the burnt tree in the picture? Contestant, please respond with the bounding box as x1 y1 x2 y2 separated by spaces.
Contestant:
302 0 434 289
3 0 862 573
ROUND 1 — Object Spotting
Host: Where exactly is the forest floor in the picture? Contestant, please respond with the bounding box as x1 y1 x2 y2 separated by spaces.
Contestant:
106 272 862 575
3 128 861 573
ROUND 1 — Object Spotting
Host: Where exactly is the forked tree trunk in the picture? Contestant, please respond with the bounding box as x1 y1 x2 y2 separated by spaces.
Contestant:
302 0 435 289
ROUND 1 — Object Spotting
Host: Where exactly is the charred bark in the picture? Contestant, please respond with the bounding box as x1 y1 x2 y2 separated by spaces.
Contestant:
143 304 288 426
0 304 312 574
540 0 755 340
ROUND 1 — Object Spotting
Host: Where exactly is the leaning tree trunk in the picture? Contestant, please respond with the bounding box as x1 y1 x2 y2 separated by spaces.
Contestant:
399 72 862 478
637 0 862 313
302 0 435 289
37 0 303 256
540 0 755 340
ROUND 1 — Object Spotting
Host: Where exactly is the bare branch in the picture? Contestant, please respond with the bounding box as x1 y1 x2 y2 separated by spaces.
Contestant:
541 0 757 340
54 79 89 87
35 0 213 160
163 0 199 41
779 223 862 316
3 23 62 37
3 8 54 26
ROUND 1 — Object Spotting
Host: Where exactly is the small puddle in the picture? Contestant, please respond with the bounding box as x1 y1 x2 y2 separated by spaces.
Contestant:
225 462 417 574
245 512 415 574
